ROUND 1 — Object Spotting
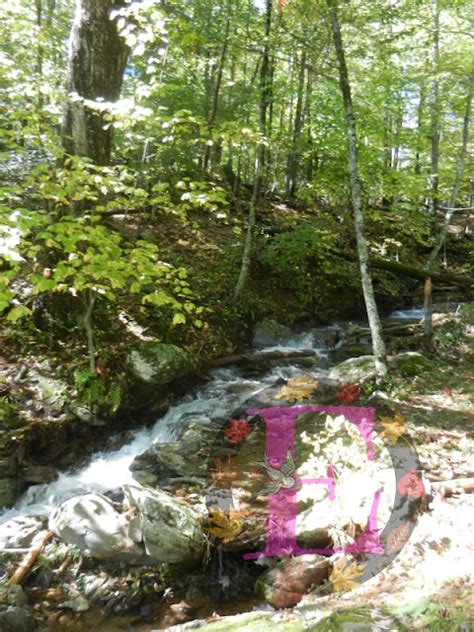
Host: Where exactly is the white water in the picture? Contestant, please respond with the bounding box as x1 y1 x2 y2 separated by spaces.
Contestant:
0 336 333 523
389 300 465 320
1 299 465 524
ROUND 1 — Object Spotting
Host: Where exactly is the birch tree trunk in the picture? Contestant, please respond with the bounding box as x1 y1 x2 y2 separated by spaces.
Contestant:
326 0 387 380
62 0 129 166
423 74 473 336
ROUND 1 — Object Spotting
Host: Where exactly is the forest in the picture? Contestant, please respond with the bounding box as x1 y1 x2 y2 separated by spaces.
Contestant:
0 0 473 630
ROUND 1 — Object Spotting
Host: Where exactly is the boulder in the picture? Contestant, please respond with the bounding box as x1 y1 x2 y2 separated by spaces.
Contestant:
328 356 376 383
252 319 293 348
127 342 195 387
20 465 58 484
130 420 219 486
0 478 23 508
329 342 373 365
49 493 146 564
255 554 330 609
122 483 206 564
390 352 431 377
0 607 37 632
0 516 47 549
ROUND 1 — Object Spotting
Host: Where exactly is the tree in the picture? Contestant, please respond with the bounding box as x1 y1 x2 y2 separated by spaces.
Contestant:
62 0 129 165
326 0 387 381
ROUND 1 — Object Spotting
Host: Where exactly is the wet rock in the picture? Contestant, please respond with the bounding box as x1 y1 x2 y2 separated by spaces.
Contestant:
7 586 28 607
255 554 330 609
328 355 376 383
123 483 206 564
0 478 23 508
58 596 90 612
20 464 58 484
49 493 147 563
0 606 37 632
130 420 218 486
127 342 195 387
329 342 373 365
311 326 341 349
0 516 47 549
252 319 293 348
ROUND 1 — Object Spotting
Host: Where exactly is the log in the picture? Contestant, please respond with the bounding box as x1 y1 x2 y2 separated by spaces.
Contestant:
210 348 317 368
7 529 54 586
370 257 473 288
334 251 472 288
431 477 474 498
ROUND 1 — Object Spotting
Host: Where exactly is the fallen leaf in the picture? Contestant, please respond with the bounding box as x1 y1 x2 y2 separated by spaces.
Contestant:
276 376 318 402
336 382 361 405
386 522 411 555
380 412 407 442
329 557 364 592
210 456 238 488
397 469 425 497
205 508 244 543
224 419 252 443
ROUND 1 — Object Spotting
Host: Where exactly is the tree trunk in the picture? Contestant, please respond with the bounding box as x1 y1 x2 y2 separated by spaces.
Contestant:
203 3 231 171
423 74 473 335
326 0 387 381
62 0 129 166
428 0 440 215
287 49 306 198
234 0 272 300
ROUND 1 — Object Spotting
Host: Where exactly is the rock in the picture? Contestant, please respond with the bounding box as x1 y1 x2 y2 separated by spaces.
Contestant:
311 326 341 349
127 342 195 387
130 420 218 485
0 478 23 508
20 464 58 484
328 356 376 383
255 554 330 609
390 351 431 376
49 493 146 563
58 596 90 612
252 319 293 348
0 606 37 632
122 483 206 564
7 586 28 607
329 342 373 365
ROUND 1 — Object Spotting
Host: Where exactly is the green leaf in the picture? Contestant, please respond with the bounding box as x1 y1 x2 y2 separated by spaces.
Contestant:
7 305 32 322
172 312 186 326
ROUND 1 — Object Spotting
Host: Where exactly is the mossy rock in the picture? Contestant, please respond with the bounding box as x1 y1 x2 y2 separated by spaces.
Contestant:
391 352 431 377
127 342 196 387
168 611 306 631
328 356 376 383
309 607 374 631
459 303 474 326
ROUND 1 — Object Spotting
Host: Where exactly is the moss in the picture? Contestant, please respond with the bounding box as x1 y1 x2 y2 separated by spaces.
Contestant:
0 398 20 428
393 352 431 377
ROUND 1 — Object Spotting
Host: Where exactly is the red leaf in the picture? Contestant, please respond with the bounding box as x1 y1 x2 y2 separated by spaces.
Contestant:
336 382 361 405
224 419 252 443
397 470 425 498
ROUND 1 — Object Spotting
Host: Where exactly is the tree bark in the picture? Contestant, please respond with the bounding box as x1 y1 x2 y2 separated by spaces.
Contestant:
234 0 272 300
423 74 472 335
428 0 440 215
203 2 231 171
326 0 387 381
62 0 129 166
287 49 306 198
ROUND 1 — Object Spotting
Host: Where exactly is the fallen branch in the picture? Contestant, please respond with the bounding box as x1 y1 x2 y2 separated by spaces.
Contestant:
210 348 316 368
431 477 474 499
7 529 54 586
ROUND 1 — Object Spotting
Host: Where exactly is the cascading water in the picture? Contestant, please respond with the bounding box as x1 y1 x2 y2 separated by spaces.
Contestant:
0 300 465 524
0 333 333 523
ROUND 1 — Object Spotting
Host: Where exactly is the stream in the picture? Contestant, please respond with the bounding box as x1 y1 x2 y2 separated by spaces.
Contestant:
0 300 465 525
